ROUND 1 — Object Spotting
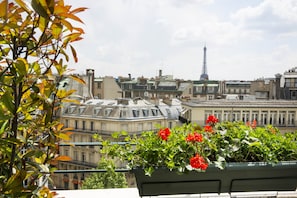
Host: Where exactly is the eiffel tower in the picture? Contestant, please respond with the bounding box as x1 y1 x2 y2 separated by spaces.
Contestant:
200 45 209 80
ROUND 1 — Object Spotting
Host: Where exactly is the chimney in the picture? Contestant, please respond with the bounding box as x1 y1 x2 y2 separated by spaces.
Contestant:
86 69 94 99
128 73 131 80
159 69 162 77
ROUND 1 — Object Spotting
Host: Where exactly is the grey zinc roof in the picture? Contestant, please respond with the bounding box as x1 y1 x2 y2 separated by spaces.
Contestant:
182 99 297 108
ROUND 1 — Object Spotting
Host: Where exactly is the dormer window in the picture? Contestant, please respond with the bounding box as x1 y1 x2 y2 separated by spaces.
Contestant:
151 108 158 116
142 109 149 117
104 108 113 117
132 109 140 117
94 107 101 116
67 105 77 114
79 106 86 114
120 109 128 118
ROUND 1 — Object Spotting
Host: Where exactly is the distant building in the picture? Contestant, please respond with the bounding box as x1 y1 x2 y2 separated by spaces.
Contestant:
250 78 276 100
221 81 251 95
192 80 220 100
277 67 297 100
180 99 297 131
93 76 122 99
119 70 183 99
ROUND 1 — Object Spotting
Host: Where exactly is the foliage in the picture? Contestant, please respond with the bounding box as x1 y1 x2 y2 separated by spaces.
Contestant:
101 115 297 176
0 0 86 197
81 158 128 189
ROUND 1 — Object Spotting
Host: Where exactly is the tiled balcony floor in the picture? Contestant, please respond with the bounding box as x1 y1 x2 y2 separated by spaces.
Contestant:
55 189 297 198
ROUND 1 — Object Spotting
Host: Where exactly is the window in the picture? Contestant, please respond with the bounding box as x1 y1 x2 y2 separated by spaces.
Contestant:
288 111 295 126
104 108 112 116
279 111 286 125
120 109 128 118
90 121 94 131
168 122 172 128
75 120 78 129
64 149 69 156
242 111 250 122
214 111 222 121
232 111 240 122
223 111 231 121
94 107 101 116
132 109 140 117
82 121 86 130
208 86 214 93
142 109 149 117
82 152 86 162
151 108 158 116
270 111 277 125
97 82 102 89
73 151 78 161
65 119 69 128
79 106 86 114
67 105 76 114
260 111 268 125
251 111 259 122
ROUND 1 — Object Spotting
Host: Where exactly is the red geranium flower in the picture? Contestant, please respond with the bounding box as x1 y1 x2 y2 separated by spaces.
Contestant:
186 132 203 142
206 115 219 125
189 154 208 170
158 128 171 141
204 125 213 133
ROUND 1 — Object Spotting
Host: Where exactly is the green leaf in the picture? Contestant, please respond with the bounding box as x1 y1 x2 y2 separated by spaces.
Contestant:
31 0 49 19
51 23 63 39
15 58 28 77
1 91 14 114
0 120 9 136
4 170 27 192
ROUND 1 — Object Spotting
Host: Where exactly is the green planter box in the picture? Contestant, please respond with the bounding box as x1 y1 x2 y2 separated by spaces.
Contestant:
132 161 297 196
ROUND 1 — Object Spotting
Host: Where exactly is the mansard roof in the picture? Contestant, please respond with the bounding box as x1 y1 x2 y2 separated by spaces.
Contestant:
183 99 297 108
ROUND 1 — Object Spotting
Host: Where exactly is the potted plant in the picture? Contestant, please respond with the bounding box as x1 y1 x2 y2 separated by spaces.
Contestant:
101 115 297 196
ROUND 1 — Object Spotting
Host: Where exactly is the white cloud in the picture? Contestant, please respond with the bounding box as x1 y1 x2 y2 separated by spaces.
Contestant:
231 0 297 35
66 0 297 80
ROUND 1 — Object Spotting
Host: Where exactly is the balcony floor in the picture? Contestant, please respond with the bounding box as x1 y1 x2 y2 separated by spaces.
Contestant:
55 189 297 198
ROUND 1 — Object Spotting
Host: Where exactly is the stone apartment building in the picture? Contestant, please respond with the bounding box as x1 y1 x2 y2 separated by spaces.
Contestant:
180 99 297 132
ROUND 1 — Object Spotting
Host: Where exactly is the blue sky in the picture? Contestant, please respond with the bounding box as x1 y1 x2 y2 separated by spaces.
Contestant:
67 0 297 80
